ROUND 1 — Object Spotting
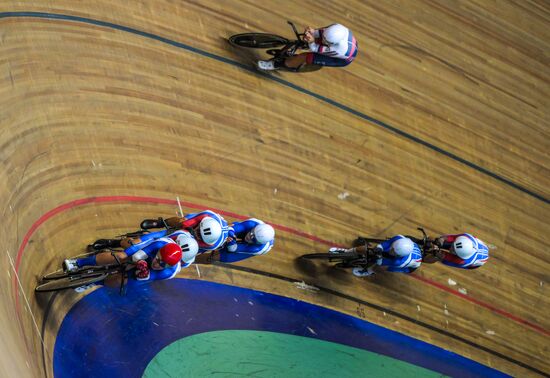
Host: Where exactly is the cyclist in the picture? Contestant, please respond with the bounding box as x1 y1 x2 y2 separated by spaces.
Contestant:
139 210 230 253
257 23 358 71
424 233 489 269
64 235 198 281
330 235 422 277
218 219 275 263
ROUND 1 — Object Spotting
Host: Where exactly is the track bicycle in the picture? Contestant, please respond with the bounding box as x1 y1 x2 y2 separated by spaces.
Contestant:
300 237 381 269
35 250 130 294
228 21 322 72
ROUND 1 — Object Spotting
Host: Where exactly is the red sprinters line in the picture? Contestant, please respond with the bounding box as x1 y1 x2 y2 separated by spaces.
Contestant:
14 196 549 338
410 275 549 336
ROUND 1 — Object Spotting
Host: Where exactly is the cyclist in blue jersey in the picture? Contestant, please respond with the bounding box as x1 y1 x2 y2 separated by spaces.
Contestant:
330 235 422 277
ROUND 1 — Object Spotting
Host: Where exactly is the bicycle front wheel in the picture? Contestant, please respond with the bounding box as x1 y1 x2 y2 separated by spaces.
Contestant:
35 273 107 292
42 270 69 280
229 33 289 48
42 265 109 280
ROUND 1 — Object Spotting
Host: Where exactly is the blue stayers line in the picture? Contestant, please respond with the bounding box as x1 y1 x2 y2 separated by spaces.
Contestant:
1 11 547 205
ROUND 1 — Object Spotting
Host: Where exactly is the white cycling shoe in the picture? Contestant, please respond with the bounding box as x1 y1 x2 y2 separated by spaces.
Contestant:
63 259 79 273
257 60 277 71
329 247 348 254
353 267 375 277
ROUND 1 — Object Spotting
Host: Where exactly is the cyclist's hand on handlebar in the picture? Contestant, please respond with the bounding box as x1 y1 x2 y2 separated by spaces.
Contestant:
135 260 150 280
304 27 315 43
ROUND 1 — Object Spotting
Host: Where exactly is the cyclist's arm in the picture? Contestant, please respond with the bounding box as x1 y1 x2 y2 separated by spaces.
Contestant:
125 240 166 259
143 264 181 281
228 241 273 255
378 236 403 252
137 230 168 243
439 251 466 267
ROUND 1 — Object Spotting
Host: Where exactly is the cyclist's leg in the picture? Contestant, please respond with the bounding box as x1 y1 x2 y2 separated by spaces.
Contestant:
120 236 143 249
76 251 128 268
304 53 351 68
283 53 309 69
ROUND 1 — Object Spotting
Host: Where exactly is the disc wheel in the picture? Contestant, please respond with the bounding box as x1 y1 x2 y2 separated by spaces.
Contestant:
229 33 289 48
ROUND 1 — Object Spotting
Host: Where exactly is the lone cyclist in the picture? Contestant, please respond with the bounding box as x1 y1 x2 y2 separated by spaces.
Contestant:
258 23 358 71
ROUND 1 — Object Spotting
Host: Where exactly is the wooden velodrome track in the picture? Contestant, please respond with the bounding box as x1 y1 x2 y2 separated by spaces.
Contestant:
0 1 548 376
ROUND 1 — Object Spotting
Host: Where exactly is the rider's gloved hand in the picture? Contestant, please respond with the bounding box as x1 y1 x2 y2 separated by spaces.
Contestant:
135 260 150 280
304 29 315 43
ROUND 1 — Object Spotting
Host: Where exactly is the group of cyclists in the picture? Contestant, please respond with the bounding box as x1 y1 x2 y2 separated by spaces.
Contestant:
60 23 488 284
62 210 275 284
61 205 489 283
330 233 489 277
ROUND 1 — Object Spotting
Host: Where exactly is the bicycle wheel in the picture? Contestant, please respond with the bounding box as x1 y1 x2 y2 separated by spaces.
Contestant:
229 33 289 48
42 269 69 280
35 272 107 292
42 264 110 280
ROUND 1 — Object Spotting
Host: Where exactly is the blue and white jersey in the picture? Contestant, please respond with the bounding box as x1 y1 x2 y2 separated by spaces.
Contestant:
440 233 489 269
124 237 175 259
219 218 274 263
181 210 230 253
137 210 229 253
124 237 182 282
136 229 196 268
377 235 422 273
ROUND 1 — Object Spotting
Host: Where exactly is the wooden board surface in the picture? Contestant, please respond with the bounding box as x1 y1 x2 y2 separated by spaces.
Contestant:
0 1 548 376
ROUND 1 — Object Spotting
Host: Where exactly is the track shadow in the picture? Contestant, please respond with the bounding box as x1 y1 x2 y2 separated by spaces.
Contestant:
293 256 355 286
219 37 263 70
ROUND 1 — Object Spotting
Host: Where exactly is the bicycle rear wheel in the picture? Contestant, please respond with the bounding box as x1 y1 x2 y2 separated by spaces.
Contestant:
229 33 289 48
35 272 107 292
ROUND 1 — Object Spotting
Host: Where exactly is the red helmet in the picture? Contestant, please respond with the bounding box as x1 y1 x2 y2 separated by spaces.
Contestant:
159 243 182 266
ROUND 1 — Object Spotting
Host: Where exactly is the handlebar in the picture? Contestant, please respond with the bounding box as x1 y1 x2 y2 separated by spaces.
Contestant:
287 21 302 39
287 21 309 49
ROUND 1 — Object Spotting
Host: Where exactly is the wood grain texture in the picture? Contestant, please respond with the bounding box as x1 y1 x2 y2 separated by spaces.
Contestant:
0 1 548 376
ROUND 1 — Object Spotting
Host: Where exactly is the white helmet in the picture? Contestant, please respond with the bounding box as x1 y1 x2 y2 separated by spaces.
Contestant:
199 217 222 245
453 236 476 259
324 24 348 45
253 224 275 244
176 234 199 264
391 237 415 257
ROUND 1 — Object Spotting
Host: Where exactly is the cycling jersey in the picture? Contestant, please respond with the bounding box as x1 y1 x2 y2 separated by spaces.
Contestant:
308 25 358 61
219 218 274 263
377 235 423 273
439 233 489 269
136 210 229 253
